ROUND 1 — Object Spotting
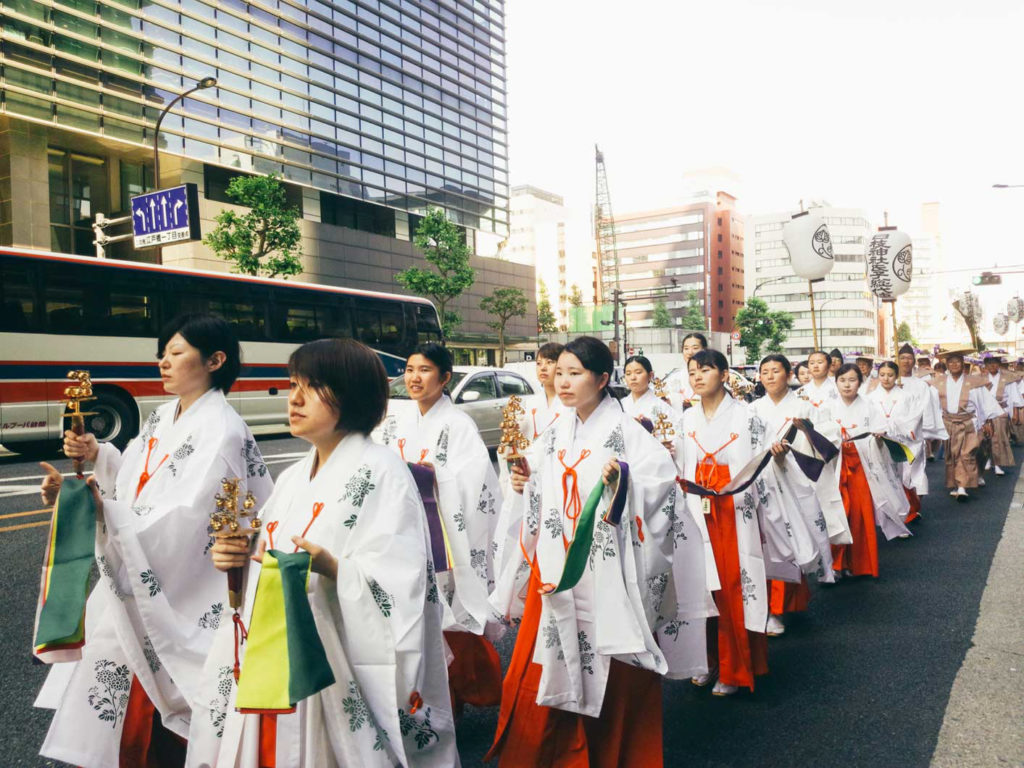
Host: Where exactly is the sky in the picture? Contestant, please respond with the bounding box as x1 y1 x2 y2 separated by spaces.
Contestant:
503 0 1024 311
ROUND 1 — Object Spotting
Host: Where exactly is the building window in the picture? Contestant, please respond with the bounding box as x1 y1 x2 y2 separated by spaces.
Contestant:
119 161 154 212
203 164 304 214
717 233 722 242
320 191 396 237
48 148 108 257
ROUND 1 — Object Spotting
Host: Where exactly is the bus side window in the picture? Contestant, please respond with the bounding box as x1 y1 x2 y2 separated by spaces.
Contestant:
272 301 324 342
354 308 381 345
416 304 442 343
379 305 403 348
42 268 105 335
0 261 40 332
325 299 352 339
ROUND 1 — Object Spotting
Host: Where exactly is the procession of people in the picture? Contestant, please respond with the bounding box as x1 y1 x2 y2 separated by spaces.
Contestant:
29 312 1021 768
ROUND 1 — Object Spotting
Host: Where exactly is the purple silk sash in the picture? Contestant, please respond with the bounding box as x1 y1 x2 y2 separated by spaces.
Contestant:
407 462 451 573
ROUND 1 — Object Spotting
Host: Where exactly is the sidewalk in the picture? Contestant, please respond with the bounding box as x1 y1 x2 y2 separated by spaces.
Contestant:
931 469 1024 767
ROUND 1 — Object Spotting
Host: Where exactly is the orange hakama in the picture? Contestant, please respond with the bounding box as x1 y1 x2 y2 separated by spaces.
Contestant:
701 460 769 691
769 577 810 616
444 630 503 713
486 565 663 768
832 442 879 577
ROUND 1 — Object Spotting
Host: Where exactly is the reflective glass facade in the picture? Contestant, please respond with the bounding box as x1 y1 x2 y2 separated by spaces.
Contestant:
1 0 509 236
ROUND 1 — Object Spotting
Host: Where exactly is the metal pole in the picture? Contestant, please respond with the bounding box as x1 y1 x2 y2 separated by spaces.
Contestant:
890 301 899 358
809 281 819 350
153 77 217 188
612 289 622 365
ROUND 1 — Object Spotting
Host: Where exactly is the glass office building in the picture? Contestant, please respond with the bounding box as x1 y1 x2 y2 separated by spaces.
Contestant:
1 0 509 251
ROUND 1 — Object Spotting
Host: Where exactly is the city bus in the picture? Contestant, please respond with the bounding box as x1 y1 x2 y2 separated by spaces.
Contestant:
0 247 441 454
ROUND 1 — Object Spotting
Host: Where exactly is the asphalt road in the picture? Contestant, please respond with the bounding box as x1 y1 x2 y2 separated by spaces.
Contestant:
0 440 1015 767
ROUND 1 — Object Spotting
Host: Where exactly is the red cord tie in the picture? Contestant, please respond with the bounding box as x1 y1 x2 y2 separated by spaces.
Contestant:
295 502 324 550
688 432 739 490
635 516 645 543
418 449 430 464
558 449 591 549
265 520 279 550
408 690 424 715
838 421 857 442
135 437 168 500
397 438 407 461
232 611 248 681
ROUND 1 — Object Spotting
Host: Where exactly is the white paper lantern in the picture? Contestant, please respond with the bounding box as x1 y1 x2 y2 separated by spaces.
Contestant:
1007 297 1024 323
994 313 1009 335
865 229 913 301
783 212 834 281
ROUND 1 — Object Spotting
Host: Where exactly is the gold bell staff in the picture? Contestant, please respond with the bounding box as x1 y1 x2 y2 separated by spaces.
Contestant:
210 477 260 610
62 371 96 480
498 394 530 472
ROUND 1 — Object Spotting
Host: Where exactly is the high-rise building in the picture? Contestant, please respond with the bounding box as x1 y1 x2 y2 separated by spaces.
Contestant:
0 0 532 357
600 191 744 332
899 202 948 346
508 184 569 327
747 204 876 357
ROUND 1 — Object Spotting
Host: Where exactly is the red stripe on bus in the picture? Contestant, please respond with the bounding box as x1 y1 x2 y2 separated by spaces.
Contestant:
0 379 290 404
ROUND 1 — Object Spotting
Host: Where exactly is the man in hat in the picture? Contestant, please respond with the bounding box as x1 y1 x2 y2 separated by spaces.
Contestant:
915 354 933 379
932 345 1000 500
897 343 947 500
828 348 844 377
855 354 877 396
982 354 1019 475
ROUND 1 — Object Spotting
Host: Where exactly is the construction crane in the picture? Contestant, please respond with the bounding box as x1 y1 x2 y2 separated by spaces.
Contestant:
594 144 619 305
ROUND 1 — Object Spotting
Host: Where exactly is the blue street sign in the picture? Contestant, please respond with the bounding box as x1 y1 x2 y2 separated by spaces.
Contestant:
130 183 201 249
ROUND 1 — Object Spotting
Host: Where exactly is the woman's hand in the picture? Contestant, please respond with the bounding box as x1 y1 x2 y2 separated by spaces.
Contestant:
39 462 62 506
602 459 620 487
873 431 886 440
63 430 99 464
510 460 531 495
211 534 251 572
770 440 789 458
292 536 338 580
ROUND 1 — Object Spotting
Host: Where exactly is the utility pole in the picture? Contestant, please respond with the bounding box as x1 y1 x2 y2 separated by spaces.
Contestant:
612 288 623 365
92 212 134 258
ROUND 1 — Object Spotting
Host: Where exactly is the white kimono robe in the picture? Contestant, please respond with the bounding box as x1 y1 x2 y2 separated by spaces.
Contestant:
869 381 929 495
523 390 567 443
665 368 698 412
830 396 911 540
36 388 274 768
750 391 840 583
491 395 710 712
680 395 779 633
794 378 850 544
205 434 458 768
796 377 839 410
378 396 502 637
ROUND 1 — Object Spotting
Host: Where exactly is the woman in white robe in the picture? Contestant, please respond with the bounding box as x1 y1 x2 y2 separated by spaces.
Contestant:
36 314 274 768
795 349 839 409
869 361 926 524
376 342 504 714
830 364 911 580
206 338 457 767
665 332 708 411
523 341 568 443
681 349 797 696
752 354 842 637
488 336 708 768
896 343 947 498
621 354 686 471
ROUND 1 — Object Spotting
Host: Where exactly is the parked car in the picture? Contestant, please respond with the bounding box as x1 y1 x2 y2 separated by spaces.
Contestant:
387 366 535 449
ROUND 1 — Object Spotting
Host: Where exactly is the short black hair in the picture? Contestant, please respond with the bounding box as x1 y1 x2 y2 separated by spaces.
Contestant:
898 343 915 357
759 353 791 375
158 313 241 393
794 361 809 376
807 350 831 365
410 342 454 386
829 348 843 361
682 332 709 349
689 348 730 373
624 355 653 374
288 338 388 435
562 336 613 396
878 360 899 375
835 362 863 384
537 341 565 362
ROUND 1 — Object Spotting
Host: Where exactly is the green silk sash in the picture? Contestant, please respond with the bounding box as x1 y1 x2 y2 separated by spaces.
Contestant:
235 550 335 713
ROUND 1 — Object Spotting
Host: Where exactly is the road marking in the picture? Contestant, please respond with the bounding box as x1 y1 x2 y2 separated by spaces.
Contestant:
0 508 51 521
0 520 49 533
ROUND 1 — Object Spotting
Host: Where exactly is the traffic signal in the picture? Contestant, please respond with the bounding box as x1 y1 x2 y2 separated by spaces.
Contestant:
973 272 1002 286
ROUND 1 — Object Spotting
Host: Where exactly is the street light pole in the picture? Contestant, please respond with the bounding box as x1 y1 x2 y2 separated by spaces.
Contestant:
153 76 217 186
751 274 789 298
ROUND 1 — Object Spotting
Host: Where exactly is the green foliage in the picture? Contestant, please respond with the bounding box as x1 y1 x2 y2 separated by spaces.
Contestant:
569 284 584 308
681 289 705 331
537 280 558 333
896 321 916 344
395 208 475 337
480 287 528 366
736 297 795 364
204 173 303 278
652 299 673 329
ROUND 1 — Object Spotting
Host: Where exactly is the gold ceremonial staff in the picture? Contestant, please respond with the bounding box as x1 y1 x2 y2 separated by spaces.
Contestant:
210 478 260 609
61 371 96 480
499 395 530 471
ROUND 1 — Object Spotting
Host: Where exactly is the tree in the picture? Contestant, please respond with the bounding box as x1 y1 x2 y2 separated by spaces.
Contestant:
569 284 584 308
480 287 528 366
652 299 673 329
735 297 795 364
896 321 917 345
205 173 303 278
395 208 475 337
953 293 986 352
681 289 705 331
536 280 558 333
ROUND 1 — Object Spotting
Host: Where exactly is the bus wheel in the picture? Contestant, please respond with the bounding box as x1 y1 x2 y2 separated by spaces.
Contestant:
85 390 138 451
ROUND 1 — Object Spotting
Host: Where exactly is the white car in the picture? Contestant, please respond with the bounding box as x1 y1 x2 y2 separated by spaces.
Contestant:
387 366 536 449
